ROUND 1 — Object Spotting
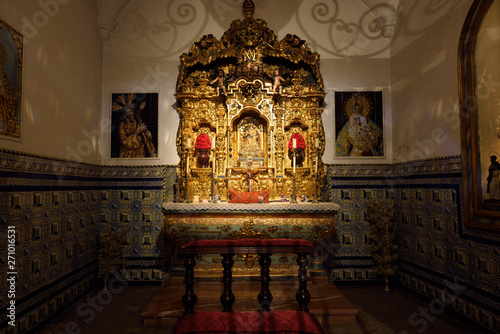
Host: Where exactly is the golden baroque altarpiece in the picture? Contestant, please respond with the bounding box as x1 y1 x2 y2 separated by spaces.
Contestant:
175 0 326 203
166 1 337 276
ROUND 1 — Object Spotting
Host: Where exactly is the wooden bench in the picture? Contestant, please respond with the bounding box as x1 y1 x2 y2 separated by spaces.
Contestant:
179 238 313 313
173 238 325 334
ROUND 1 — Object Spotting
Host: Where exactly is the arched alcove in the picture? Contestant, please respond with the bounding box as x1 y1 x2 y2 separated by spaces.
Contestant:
459 0 500 231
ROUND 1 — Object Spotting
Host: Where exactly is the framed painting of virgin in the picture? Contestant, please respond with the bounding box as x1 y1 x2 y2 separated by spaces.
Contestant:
334 91 384 158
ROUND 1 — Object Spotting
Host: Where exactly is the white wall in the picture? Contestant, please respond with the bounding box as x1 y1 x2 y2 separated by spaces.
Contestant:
102 0 392 166
0 0 104 164
390 0 473 162
1 0 476 165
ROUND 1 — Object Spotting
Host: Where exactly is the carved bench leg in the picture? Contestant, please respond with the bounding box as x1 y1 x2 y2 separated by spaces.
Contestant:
220 253 235 312
296 252 310 312
258 253 273 311
182 254 197 315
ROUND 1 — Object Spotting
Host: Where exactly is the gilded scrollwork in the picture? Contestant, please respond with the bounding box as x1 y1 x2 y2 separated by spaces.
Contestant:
174 0 326 202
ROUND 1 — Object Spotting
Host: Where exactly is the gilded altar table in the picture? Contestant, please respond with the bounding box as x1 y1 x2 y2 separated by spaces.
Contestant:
162 202 339 277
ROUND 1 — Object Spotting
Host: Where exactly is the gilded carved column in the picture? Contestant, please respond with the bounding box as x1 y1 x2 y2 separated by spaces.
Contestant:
216 105 226 175
274 106 284 176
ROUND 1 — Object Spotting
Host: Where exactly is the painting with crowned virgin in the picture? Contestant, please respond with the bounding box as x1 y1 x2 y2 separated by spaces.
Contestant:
238 116 264 159
335 91 384 158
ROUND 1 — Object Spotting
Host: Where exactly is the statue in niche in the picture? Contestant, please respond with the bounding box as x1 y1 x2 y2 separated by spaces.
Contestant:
238 117 264 159
487 154 500 200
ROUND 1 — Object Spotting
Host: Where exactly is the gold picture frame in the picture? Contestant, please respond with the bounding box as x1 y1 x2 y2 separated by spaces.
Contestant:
0 18 23 140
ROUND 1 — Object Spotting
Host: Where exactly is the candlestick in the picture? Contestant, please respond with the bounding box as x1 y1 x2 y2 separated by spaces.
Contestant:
211 137 217 204
213 146 216 175
291 148 297 204
186 138 190 176
315 155 318 176
271 134 275 167
185 138 190 203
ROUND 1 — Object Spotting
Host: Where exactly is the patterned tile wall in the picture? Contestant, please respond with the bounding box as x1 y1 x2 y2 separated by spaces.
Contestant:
1 150 498 333
0 151 167 333
99 165 167 282
0 151 101 333
327 156 500 333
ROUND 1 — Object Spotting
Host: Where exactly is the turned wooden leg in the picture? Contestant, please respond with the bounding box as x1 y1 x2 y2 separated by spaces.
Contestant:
296 252 311 312
182 254 197 315
220 253 235 312
258 253 273 311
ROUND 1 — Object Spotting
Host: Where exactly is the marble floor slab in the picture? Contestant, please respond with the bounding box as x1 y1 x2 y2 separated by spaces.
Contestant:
141 275 359 327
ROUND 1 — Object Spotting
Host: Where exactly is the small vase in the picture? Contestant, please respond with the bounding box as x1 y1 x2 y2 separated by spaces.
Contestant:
196 149 210 168
295 149 304 167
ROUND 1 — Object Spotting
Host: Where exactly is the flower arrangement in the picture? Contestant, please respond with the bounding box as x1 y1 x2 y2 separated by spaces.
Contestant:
366 198 398 291
98 227 126 290
288 133 306 150
194 133 212 150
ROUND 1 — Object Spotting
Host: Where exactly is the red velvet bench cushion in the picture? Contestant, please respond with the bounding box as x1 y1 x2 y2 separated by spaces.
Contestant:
172 310 325 334
184 239 312 248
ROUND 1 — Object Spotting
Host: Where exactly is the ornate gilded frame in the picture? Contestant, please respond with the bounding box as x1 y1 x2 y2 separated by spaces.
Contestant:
0 18 23 141
458 0 500 231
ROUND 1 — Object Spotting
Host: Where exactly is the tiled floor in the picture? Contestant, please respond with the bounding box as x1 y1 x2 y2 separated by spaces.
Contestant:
35 276 486 334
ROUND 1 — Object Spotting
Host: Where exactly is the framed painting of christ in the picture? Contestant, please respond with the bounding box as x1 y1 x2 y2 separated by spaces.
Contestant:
110 93 159 159
0 19 23 141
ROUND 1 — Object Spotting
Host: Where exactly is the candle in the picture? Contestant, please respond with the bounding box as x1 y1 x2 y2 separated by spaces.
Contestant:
186 138 190 176
271 134 274 166
213 154 216 174
213 139 216 174
315 155 319 176
292 138 297 149
315 138 319 176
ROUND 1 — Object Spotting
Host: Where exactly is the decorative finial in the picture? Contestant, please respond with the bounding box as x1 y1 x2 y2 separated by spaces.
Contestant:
243 0 255 18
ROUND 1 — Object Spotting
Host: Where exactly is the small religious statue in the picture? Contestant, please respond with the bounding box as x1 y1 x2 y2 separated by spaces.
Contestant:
241 61 259 77
266 69 285 94
196 35 214 51
289 34 305 48
487 155 500 200
210 69 227 96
